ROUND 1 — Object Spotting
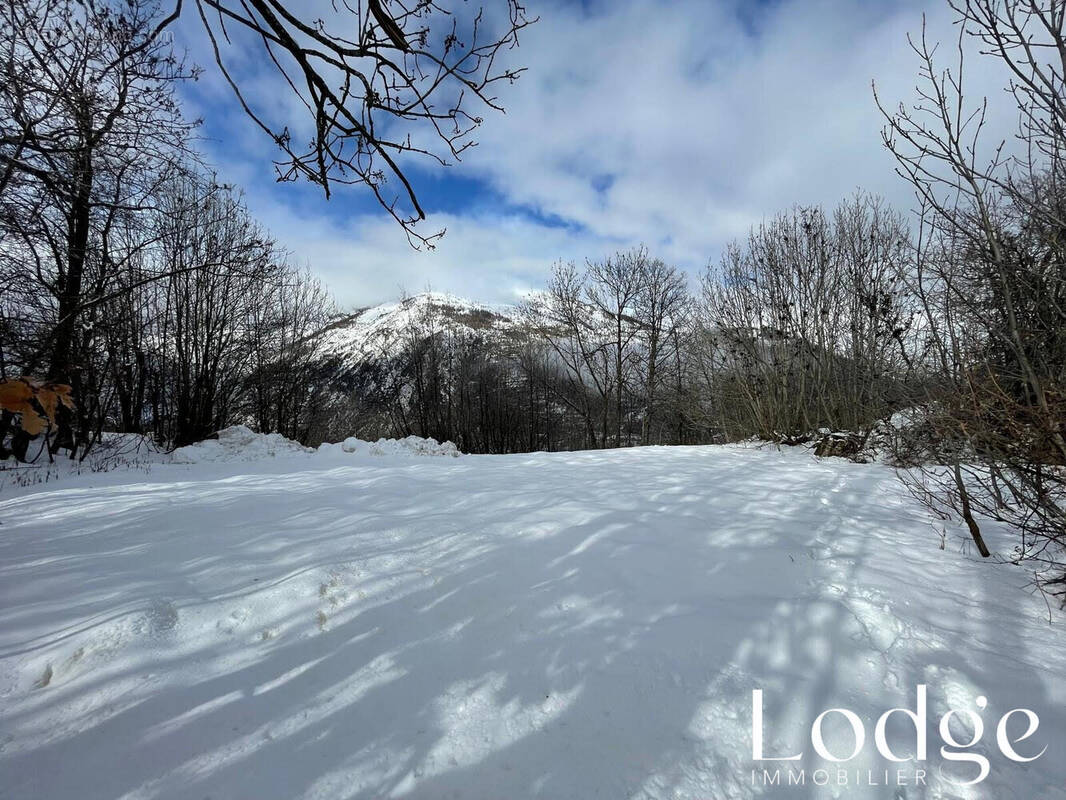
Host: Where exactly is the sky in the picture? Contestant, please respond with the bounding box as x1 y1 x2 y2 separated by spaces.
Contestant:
168 0 1016 308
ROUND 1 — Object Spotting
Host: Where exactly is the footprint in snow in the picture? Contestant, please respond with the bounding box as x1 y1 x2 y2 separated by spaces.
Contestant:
216 608 250 635
139 599 178 638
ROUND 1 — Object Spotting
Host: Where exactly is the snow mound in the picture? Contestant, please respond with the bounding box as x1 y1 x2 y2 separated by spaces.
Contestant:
368 435 460 458
172 426 462 463
318 434 461 458
171 425 313 463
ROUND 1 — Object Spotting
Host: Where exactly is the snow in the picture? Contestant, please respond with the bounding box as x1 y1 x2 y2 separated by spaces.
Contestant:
318 435 461 459
321 292 519 364
0 444 1064 799
172 426 461 463
171 425 314 463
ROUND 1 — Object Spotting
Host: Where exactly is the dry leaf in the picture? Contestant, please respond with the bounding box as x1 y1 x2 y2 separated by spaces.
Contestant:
37 388 59 424
0 377 75 437
52 384 75 410
0 378 32 408
18 409 47 436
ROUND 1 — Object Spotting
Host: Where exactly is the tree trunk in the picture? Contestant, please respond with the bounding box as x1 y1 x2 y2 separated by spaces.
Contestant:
47 146 93 457
953 463 992 558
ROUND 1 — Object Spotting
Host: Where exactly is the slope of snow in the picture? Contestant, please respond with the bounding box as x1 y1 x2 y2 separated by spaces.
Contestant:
0 445 1063 799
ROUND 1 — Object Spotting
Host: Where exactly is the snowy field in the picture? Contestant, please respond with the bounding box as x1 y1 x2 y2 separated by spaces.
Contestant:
0 443 1064 799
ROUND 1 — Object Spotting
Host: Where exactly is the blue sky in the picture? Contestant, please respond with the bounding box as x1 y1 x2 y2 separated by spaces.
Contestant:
169 0 1012 307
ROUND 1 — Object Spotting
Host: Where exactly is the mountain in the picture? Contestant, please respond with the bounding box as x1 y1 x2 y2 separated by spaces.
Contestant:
319 292 523 365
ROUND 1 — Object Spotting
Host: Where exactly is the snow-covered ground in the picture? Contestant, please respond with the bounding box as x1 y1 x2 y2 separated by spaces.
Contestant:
0 443 1063 799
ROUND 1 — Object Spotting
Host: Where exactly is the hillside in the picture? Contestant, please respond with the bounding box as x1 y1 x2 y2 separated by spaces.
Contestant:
320 292 523 366
0 443 1063 799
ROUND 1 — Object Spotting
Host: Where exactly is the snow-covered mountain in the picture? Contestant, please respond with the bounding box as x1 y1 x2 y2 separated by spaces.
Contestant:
319 292 523 365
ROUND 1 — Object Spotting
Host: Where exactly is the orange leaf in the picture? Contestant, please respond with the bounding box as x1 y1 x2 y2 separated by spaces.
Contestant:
40 382 75 410
52 384 75 410
0 376 73 436
19 410 47 436
0 379 32 410
37 389 58 424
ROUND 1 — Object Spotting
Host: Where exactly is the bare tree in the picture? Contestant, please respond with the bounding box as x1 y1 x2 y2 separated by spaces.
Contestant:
526 263 612 448
876 0 1066 592
697 195 913 443
586 248 645 447
632 256 688 445
0 0 196 455
244 265 336 442
159 0 533 246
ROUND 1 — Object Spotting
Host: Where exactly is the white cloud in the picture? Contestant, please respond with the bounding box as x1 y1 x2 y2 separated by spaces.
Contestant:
250 204 620 307
461 0 945 253
172 0 1021 306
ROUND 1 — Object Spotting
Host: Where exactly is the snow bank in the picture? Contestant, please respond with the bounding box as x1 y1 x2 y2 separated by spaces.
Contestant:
318 434 460 458
172 425 460 464
170 425 313 463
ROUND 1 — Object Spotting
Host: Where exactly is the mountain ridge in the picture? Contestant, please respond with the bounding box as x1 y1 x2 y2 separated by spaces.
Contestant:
319 291 524 364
